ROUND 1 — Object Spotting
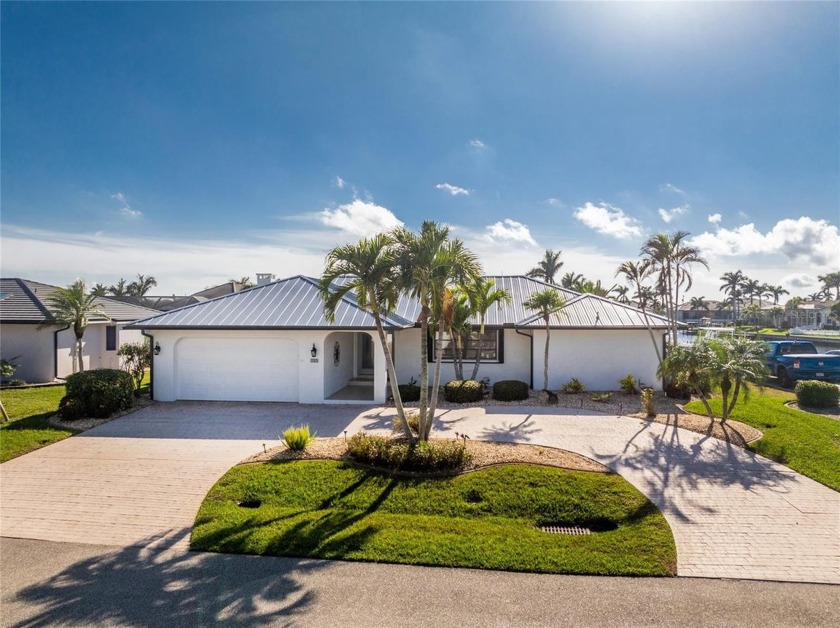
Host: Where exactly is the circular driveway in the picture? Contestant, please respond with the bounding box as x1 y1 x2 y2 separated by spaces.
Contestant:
1 402 838 584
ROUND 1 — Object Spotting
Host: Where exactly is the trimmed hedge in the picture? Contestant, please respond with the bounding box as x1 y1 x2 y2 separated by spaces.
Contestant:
60 369 134 419
492 379 530 401
347 433 471 473
794 380 839 409
443 379 483 403
398 383 421 402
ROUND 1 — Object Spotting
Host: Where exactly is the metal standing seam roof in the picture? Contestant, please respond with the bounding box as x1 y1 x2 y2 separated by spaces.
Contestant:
518 293 671 329
0 278 162 323
126 275 415 330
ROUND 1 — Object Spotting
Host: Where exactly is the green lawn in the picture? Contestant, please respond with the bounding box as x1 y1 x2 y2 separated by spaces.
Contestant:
192 461 676 576
0 385 75 463
686 389 840 491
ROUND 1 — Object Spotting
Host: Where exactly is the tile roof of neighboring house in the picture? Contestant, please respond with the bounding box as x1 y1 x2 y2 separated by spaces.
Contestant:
126 275 416 330
0 278 162 323
128 274 669 331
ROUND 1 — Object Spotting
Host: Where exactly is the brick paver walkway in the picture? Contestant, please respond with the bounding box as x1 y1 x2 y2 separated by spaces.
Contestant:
350 406 840 584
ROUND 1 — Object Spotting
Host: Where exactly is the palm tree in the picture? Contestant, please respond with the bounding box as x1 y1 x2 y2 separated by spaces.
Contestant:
42 280 108 373
109 278 129 297
229 276 256 288
524 289 566 391
769 306 784 329
768 284 789 305
741 278 762 305
319 233 415 443
657 343 717 419
712 336 769 421
464 277 511 381
719 270 745 322
611 284 630 304
560 272 585 290
89 283 109 297
526 250 563 284
577 279 614 297
615 259 662 363
393 222 481 440
641 231 708 345
817 271 840 300
127 275 158 296
807 291 824 302
689 296 708 312
442 289 472 380
742 303 761 324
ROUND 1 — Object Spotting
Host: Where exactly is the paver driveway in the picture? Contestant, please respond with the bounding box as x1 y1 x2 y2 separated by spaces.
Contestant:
0 402 363 549
2 402 838 585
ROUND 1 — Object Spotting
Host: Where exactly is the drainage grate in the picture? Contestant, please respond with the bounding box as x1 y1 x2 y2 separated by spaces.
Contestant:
540 525 591 535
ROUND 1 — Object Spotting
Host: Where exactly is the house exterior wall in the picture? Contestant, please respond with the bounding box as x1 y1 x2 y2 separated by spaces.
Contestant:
532 328 664 391
0 323 55 382
149 329 387 404
392 327 532 387
323 331 358 398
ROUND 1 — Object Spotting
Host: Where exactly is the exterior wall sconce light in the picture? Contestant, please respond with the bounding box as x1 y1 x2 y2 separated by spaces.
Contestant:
311 343 317 358
154 342 161 356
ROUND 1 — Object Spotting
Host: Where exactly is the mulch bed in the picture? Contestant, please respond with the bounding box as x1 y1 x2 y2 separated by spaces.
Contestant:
46 395 154 431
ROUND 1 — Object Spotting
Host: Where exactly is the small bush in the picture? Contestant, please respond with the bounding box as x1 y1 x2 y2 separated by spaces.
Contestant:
282 424 316 451
347 433 471 473
63 369 134 418
794 380 839 409
641 387 656 418
591 392 612 403
58 396 85 420
443 380 483 403
393 411 420 436
492 380 530 402
560 378 585 394
618 374 638 394
398 382 421 402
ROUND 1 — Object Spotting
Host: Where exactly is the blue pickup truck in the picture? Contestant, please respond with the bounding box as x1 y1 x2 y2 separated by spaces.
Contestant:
765 340 840 388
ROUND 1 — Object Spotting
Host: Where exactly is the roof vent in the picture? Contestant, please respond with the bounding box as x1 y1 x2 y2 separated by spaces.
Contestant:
256 273 275 286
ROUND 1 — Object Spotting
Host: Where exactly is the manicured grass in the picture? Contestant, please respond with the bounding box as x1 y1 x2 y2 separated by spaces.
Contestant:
0 385 75 463
192 461 676 576
686 388 840 491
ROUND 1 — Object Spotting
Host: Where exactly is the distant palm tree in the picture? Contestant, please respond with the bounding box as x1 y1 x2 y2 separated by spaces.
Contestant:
615 259 662 363
769 306 784 329
689 296 708 311
109 278 130 297
229 276 256 288
741 278 762 305
720 270 745 321
577 279 614 297
611 285 630 304
89 283 109 297
807 291 824 302
526 250 563 284
524 289 566 391
560 272 585 290
319 233 414 443
127 275 158 296
42 280 108 373
768 284 789 305
817 272 840 300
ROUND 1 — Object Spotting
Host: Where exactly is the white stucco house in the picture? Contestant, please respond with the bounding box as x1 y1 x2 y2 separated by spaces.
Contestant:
0 278 161 383
127 275 669 404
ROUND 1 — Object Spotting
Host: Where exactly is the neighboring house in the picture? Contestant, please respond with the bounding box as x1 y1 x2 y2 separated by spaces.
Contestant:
781 300 836 329
0 278 161 383
127 275 670 405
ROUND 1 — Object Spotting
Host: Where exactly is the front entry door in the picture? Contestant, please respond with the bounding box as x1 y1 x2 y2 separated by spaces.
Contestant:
361 335 374 372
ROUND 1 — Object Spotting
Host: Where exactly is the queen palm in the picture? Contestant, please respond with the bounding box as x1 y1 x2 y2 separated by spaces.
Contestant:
526 250 563 284
319 233 414 443
611 284 630 304
741 278 762 305
817 272 840 300
720 270 745 321
768 284 789 305
128 274 158 296
441 288 472 380
42 279 107 373
524 289 566 391
615 259 662 363
464 277 511 381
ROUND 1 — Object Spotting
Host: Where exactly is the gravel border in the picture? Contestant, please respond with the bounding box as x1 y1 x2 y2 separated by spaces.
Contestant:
46 396 154 432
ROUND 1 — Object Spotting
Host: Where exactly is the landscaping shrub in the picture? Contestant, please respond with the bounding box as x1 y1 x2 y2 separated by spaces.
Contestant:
398 379 421 402
62 369 134 419
443 379 483 403
347 433 470 473
794 380 839 409
57 396 85 421
7 379 26 387
641 387 656 418
618 374 638 394
591 392 612 403
282 424 316 451
393 411 420 436
492 379 530 402
560 378 585 394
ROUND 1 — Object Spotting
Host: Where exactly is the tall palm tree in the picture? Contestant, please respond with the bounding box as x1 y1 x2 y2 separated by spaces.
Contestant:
817 271 840 300
719 270 745 322
615 259 662 363
560 272 585 290
319 233 415 443
42 280 108 373
464 277 511 381
741 278 762 305
393 222 481 440
89 283 109 297
109 278 129 297
689 296 708 311
523 289 566 391
611 284 631 304
807 291 824 302
441 288 472 380
642 231 708 345
128 275 158 296
526 250 563 284
768 284 789 305
577 279 614 297
769 306 784 329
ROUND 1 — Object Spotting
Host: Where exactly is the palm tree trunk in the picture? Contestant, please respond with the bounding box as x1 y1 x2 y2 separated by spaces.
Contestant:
418 306 430 433
76 335 85 372
373 315 415 444
426 321 446 441
470 323 484 381
726 380 741 420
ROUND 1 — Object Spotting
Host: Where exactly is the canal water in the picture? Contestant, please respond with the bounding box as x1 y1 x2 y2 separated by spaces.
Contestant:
676 330 839 354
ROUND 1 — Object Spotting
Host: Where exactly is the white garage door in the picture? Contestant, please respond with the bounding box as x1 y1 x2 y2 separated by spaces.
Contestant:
175 337 299 402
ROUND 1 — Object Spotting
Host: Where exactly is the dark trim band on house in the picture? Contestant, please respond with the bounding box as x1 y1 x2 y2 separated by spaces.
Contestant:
514 328 534 389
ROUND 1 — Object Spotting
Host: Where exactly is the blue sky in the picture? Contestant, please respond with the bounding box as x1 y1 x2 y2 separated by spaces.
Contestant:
2 2 838 299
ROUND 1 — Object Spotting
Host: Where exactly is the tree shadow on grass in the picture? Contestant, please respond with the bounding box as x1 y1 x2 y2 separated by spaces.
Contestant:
8 528 326 627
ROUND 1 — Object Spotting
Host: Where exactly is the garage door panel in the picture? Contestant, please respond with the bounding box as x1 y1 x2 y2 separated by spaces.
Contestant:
175 338 298 402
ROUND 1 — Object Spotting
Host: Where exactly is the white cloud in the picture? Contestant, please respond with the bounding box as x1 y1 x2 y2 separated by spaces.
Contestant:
110 192 129 204
485 219 537 246
321 199 403 237
708 213 722 225
469 139 486 150
545 198 565 208
690 217 840 267
573 202 643 239
658 205 689 224
659 183 685 196
119 207 142 218
333 176 346 189
435 182 470 196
